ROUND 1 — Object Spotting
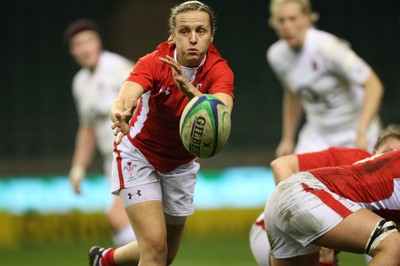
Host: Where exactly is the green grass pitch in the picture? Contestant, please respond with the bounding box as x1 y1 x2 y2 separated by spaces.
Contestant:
0 235 366 266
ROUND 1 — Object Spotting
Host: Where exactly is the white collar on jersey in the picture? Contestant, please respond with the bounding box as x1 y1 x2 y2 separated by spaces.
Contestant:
173 48 207 82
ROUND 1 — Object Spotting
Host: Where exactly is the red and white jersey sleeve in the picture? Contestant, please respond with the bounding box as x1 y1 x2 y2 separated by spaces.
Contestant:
123 41 234 172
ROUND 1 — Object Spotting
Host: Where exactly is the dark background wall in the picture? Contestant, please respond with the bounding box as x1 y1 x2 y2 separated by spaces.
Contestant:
1 0 399 175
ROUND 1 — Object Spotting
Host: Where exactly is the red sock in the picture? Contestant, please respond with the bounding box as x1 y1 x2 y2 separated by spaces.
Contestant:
101 248 117 266
319 262 334 266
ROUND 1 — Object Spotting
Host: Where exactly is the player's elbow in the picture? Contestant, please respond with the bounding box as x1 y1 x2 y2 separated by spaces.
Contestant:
270 155 298 184
270 158 286 184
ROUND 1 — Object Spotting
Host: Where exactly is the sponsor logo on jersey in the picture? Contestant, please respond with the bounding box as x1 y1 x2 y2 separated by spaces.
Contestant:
158 86 170 95
194 82 203 90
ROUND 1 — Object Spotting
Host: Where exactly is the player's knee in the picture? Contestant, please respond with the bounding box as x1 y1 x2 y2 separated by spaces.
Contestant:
142 237 168 263
375 231 400 250
388 233 400 254
390 233 400 261
373 232 400 265
365 219 398 257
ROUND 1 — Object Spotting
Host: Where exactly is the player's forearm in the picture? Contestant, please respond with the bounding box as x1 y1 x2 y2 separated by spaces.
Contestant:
213 92 233 114
110 99 126 122
281 91 302 141
71 126 96 169
358 72 384 131
110 81 143 122
281 115 299 142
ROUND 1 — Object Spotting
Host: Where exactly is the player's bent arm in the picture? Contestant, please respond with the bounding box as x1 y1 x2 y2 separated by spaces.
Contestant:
213 92 233 114
110 81 144 122
270 154 299 184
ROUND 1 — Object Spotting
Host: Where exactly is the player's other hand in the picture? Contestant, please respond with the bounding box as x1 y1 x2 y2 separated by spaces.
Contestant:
69 166 85 195
275 139 295 158
159 55 192 95
355 133 368 151
112 99 137 144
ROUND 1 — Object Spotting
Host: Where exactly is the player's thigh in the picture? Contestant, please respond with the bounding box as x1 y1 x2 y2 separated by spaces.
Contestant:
373 231 400 260
159 159 199 217
314 208 382 253
125 199 166 245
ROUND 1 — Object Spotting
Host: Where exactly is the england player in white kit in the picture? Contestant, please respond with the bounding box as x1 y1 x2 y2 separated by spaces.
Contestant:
72 52 132 185
268 0 383 158
268 27 382 154
64 19 136 247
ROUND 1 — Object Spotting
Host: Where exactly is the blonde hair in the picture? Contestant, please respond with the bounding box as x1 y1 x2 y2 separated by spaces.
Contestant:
374 124 400 150
168 1 216 35
269 0 319 28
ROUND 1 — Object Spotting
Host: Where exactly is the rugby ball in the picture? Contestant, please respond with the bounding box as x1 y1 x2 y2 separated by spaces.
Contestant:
179 94 231 158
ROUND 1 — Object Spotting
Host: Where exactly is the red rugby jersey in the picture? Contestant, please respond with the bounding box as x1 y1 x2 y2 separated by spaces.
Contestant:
300 148 400 223
298 146 371 171
125 41 234 172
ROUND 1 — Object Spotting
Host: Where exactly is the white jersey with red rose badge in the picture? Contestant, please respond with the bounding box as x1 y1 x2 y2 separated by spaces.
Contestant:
267 28 380 152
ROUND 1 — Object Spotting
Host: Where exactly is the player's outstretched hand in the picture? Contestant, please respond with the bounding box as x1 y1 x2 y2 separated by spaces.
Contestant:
275 139 295 158
69 166 85 195
112 99 137 144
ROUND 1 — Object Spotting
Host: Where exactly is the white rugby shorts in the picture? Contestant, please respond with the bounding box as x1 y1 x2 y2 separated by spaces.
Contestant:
111 141 200 217
264 172 361 259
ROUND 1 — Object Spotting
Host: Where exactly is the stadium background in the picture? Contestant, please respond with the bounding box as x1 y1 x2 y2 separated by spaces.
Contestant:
1 0 399 265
